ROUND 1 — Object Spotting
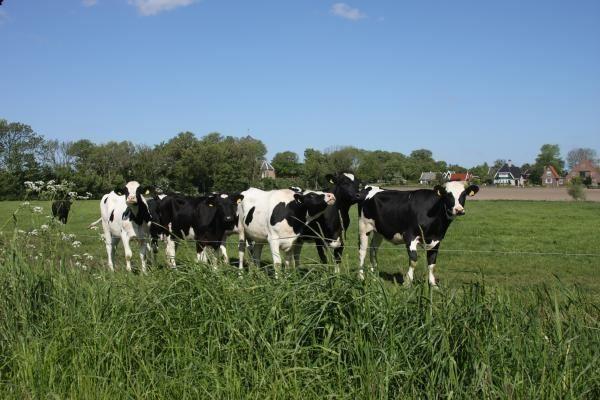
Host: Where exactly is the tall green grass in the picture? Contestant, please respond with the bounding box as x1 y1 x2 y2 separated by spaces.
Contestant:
1 251 599 398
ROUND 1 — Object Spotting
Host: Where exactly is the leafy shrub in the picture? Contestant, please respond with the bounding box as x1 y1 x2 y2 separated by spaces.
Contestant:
567 182 586 201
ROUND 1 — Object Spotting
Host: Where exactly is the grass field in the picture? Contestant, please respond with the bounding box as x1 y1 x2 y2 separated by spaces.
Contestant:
1 199 599 398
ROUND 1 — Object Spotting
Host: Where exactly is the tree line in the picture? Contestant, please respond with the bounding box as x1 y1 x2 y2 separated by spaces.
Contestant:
0 118 596 199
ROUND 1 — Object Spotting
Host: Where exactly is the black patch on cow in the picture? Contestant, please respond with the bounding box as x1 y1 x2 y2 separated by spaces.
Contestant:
109 210 114 222
103 197 108 204
245 206 255 225
270 202 287 226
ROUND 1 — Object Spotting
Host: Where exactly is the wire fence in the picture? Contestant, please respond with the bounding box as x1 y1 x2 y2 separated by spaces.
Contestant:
54 231 600 258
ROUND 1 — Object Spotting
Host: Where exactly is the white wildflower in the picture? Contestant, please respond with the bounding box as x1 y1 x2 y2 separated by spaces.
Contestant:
28 229 39 236
83 253 94 261
32 206 43 214
72 254 81 259
40 224 49 231
17 229 25 235
21 201 30 206
89 225 99 231
26 244 36 249
72 241 82 248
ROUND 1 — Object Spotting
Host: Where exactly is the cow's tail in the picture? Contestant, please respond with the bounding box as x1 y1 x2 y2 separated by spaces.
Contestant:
88 218 102 229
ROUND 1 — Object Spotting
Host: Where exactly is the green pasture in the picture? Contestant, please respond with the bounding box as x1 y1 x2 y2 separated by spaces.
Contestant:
1 199 598 291
0 199 599 398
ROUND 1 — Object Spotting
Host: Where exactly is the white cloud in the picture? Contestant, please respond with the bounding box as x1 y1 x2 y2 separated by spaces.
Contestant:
330 3 366 21
129 0 196 16
82 0 98 6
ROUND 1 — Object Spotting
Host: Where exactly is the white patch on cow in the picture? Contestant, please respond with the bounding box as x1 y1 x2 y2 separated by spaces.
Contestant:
343 173 355 181
409 237 420 251
329 237 342 248
424 240 440 250
220 194 228 198
444 181 466 214
391 233 404 244
185 227 196 240
365 186 383 200
428 264 437 286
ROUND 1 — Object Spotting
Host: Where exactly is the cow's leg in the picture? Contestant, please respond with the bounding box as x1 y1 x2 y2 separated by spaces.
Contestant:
369 232 383 272
426 244 440 287
139 238 148 274
121 232 133 272
405 237 419 286
196 242 206 263
219 243 229 264
292 241 302 268
358 221 373 280
315 239 329 264
284 248 295 271
105 235 118 272
165 235 177 268
238 233 246 272
333 241 344 273
268 239 282 278
251 243 264 268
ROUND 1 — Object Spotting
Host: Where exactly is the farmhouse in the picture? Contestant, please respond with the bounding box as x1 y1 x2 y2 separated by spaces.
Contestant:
260 159 276 179
493 161 525 186
566 159 600 186
542 165 564 186
448 172 474 182
419 171 438 185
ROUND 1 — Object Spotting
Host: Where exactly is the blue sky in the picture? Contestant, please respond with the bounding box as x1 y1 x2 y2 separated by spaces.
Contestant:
1 0 599 167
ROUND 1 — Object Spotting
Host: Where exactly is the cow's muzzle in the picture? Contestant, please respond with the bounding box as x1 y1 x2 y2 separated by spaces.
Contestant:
325 193 336 205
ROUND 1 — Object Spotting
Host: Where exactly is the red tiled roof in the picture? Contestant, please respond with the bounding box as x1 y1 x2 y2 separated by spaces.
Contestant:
545 165 560 178
449 173 470 181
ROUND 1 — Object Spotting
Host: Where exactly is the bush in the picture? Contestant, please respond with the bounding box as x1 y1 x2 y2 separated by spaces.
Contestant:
567 182 586 201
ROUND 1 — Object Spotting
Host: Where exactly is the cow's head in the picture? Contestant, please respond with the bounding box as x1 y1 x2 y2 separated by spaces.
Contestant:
207 193 244 224
434 181 479 217
115 181 152 206
326 173 360 204
294 190 336 218
355 185 382 202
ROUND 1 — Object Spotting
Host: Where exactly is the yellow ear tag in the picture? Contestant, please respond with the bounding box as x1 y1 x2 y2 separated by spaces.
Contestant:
437 190 441 196
209 204 214 207
237 199 241 204
329 179 334 183
145 190 150 195
469 190 475 196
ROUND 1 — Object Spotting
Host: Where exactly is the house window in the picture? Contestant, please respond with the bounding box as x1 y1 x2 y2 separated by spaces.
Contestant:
546 178 552 184
546 171 551 176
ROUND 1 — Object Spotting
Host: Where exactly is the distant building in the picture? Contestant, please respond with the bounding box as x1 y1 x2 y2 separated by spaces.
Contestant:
419 171 438 185
566 159 600 186
493 160 526 186
541 165 564 186
260 160 276 179
448 172 474 182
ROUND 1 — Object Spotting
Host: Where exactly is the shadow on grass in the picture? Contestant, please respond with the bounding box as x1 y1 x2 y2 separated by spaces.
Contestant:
379 271 404 285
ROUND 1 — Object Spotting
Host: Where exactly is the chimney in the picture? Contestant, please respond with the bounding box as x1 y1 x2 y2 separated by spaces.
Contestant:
507 159 512 167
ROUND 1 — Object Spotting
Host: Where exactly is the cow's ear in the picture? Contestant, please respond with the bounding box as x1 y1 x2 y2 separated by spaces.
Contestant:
325 174 336 184
293 193 304 204
114 186 125 195
433 184 446 197
206 196 216 207
232 193 244 204
466 185 479 197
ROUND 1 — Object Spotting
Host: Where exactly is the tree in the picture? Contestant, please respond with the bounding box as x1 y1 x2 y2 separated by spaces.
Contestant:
271 151 302 178
303 148 327 189
567 148 597 170
534 144 564 174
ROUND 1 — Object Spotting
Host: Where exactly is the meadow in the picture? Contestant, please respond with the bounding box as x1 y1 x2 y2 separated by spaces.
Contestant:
0 199 599 398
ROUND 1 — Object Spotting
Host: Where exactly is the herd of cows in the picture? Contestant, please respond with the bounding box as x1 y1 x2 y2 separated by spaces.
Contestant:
53 173 479 284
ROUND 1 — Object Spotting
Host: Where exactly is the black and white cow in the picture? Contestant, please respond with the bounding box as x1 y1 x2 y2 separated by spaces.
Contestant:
157 193 243 268
146 194 166 255
52 199 72 224
237 188 336 276
294 173 360 271
98 181 154 272
357 181 479 285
